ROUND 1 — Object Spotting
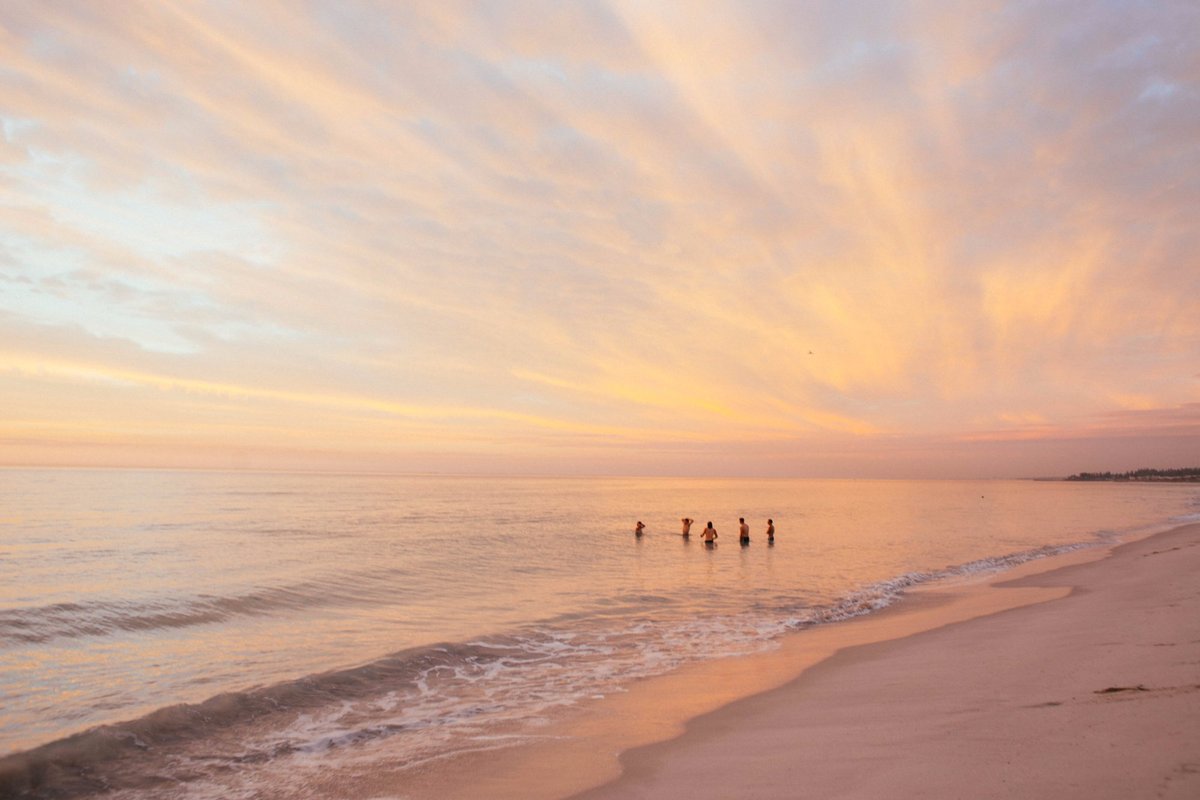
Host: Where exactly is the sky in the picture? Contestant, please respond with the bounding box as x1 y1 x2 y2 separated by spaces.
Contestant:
0 1 1197 478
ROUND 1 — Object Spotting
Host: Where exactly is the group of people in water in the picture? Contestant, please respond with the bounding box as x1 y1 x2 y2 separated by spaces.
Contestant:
634 517 775 546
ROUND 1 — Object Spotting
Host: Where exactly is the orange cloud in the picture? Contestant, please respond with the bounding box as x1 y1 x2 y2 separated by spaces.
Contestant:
1 2 1197 475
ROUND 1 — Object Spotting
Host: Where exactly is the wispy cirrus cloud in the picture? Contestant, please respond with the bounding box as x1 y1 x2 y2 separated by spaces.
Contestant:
0 1 1196 475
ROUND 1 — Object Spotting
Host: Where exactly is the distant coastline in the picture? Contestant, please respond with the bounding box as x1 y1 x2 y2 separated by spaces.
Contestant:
1065 467 1200 482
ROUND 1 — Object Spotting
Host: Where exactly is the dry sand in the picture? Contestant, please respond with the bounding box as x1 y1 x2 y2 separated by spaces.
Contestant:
567 523 1200 799
351 524 1200 800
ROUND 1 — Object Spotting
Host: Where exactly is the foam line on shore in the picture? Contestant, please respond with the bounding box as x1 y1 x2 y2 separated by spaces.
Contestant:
565 522 1200 800
353 527 1153 799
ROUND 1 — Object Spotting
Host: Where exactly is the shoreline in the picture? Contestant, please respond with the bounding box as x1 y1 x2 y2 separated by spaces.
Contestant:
565 522 1200 799
333 523 1199 800
4 517 1195 798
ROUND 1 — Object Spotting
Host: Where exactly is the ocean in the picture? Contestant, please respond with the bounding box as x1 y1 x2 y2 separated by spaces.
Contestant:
1 469 1197 798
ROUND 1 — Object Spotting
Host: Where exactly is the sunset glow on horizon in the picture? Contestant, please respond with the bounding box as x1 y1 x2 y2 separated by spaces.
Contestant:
1 2 1197 477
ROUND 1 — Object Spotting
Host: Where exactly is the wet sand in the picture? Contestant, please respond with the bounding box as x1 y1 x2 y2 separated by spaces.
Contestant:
568 523 1200 799
329 523 1200 800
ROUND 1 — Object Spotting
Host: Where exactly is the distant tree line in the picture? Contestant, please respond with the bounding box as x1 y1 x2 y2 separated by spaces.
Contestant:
1066 467 1200 482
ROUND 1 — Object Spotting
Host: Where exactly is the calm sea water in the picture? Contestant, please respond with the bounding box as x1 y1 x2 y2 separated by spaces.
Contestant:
1 469 1197 798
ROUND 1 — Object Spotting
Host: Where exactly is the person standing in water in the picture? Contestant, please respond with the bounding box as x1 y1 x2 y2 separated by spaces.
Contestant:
701 521 718 545
681 517 694 537
738 517 750 545
635 521 645 537
766 519 775 544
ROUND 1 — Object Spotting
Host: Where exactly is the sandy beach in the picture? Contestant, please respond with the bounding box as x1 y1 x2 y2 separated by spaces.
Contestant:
566 523 1200 800
345 521 1200 800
